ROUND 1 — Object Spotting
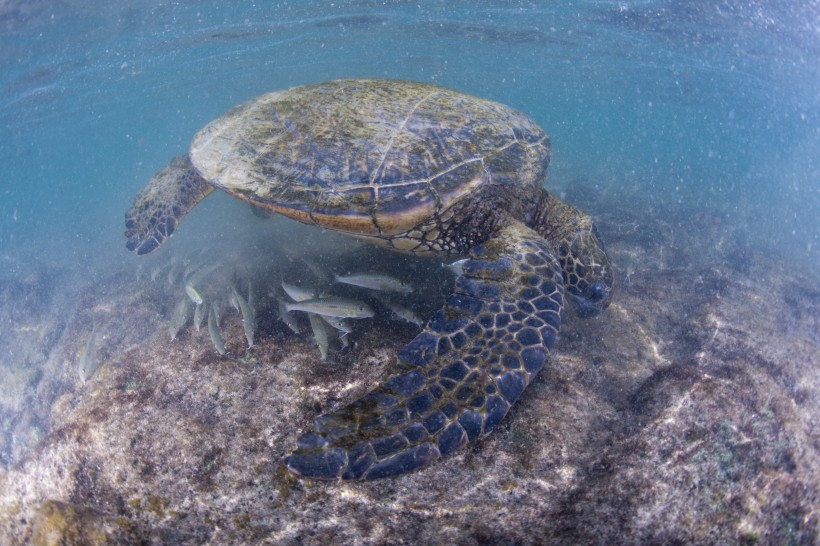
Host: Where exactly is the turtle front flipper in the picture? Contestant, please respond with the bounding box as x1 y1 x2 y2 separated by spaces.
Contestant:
285 222 565 480
125 155 213 255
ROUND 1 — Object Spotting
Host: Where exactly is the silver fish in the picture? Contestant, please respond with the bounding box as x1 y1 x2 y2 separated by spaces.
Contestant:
381 299 423 327
208 308 226 355
321 315 353 334
193 301 208 332
169 295 193 341
321 316 352 348
211 298 224 326
281 281 316 303
186 263 221 285
622 252 637 285
228 290 241 314
334 273 413 294
308 313 330 360
443 258 469 276
286 297 374 319
230 283 255 348
247 279 256 318
184 281 204 305
167 258 185 288
78 324 98 384
277 298 302 334
300 256 332 284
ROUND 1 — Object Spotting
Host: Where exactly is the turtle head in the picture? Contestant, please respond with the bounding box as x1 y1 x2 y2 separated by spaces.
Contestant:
560 224 612 318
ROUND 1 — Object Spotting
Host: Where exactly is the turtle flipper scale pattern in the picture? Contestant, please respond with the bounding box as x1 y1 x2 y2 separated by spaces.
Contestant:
125 155 213 255
285 222 565 480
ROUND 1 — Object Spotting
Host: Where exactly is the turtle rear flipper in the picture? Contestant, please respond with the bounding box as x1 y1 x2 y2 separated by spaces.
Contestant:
125 155 213 255
285 222 565 480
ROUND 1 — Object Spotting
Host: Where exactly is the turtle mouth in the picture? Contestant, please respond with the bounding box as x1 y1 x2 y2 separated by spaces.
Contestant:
569 279 611 318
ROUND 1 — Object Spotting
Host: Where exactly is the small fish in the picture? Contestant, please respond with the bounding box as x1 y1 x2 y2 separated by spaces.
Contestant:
169 296 193 341
286 297 374 319
230 283 255 348
186 263 221 285
228 290 241 314
78 324 99 384
443 258 469 276
380 299 423 327
167 258 185 288
321 315 353 334
208 308 226 355
300 257 332 283
247 280 256 318
321 316 352 348
211 298 224 326
281 281 316 303
277 298 302 334
308 313 330 360
184 281 204 305
622 252 636 285
334 273 413 294
193 301 208 332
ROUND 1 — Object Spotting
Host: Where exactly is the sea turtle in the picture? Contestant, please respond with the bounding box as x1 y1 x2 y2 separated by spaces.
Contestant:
125 79 613 480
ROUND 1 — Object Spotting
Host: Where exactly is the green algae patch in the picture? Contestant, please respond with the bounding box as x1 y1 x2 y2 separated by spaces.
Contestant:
31 499 136 546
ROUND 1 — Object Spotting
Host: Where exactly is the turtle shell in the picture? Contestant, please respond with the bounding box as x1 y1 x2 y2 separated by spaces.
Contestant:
190 79 549 236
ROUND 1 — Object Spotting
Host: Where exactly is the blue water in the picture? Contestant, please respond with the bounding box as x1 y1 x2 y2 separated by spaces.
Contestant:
0 0 817 272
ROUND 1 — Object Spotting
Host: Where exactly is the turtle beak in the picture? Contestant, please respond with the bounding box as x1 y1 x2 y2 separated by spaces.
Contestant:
571 279 611 318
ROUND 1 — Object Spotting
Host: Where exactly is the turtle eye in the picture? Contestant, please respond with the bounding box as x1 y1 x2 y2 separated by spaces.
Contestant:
587 280 607 303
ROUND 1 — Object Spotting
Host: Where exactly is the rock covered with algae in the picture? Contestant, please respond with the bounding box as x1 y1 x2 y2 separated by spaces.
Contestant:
0 197 817 544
